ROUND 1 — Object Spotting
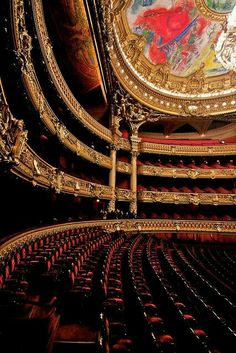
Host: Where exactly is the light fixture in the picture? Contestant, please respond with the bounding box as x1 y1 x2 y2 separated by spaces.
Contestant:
215 6 236 72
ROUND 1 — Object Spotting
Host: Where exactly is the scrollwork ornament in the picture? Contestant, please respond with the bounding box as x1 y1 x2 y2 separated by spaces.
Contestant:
44 36 53 60
187 169 199 179
210 170 216 179
0 100 27 163
33 158 41 176
17 29 33 75
213 194 219 206
189 193 200 205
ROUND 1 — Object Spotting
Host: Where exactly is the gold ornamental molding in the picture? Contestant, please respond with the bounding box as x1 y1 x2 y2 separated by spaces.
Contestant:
30 0 113 143
104 0 236 116
138 164 236 179
13 143 113 199
116 160 131 174
140 141 236 156
11 0 112 170
115 161 236 178
0 80 112 199
138 190 236 206
116 187 133 201
1 219 236 258
0 81 28 164
196 0 229 21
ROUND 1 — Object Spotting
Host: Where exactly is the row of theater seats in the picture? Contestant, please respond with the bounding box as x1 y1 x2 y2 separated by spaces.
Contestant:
98 233 134 353
145 239 211 352
138 212 234 221
169 244 236 351
187 246 235 297
125 236 175 353
136 159 236 169
0 227 235 352
0 227 113 352
155 244 236 353
137 184 236 194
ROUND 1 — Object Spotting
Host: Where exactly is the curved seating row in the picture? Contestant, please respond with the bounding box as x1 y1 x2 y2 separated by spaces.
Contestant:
0 227 236 353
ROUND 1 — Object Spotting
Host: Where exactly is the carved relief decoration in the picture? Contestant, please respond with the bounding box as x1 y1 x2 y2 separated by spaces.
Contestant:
139 190 236 206
0 81 28 164
138 164 236 179
14 142 113 198
140 141 236 156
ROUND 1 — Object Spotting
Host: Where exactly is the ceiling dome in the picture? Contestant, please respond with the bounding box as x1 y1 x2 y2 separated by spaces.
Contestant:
108 0 236 116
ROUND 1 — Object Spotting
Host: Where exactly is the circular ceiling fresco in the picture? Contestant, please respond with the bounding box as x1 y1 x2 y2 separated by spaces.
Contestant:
127 0 228 77
108 0 236 116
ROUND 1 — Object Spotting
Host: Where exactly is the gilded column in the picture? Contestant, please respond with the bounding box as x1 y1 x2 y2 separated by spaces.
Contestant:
108 145 117 212
130 135 140 215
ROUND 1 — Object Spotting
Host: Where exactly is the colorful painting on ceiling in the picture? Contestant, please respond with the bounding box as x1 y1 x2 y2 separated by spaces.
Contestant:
205 0 236 13
127 0 227 77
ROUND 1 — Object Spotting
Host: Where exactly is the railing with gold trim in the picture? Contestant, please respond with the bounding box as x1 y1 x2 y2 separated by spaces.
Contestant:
138 164 236 179
116 188 132 201
138 190 236 206
116 161 131 174
13 143 113 199
140 141 236 156
1 219 236 258
116 162 236 178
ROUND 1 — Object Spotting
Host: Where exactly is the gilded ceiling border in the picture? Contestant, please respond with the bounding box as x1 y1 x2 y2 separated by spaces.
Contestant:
195 0 229 21
106 0 236 116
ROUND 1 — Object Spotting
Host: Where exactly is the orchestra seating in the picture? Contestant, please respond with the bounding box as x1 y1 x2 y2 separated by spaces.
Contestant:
0 226 235 353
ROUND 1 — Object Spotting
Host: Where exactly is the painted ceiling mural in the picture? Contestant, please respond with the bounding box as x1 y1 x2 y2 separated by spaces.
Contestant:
107 0 236 115
127 0 236 77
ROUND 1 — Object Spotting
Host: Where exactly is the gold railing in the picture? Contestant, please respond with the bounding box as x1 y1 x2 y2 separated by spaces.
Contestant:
138 190 236 206
116 188 132 201
13 143 113 198
140 141 236 156
1 219 236 258
116 161 131 174
138 164 236 179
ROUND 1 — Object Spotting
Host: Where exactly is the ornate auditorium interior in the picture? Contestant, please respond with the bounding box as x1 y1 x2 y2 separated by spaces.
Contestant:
0 0 236 352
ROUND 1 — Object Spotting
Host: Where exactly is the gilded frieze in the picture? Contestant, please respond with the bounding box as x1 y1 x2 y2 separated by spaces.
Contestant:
138 190 236 205
140 141 236 155
138 164 236 179
13 143 113 199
